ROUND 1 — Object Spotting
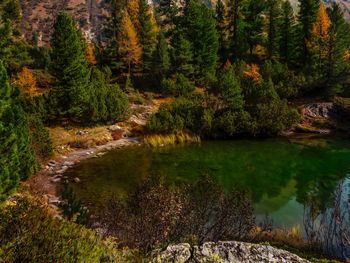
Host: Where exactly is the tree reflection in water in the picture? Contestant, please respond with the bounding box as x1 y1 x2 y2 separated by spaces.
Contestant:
304 178 350 260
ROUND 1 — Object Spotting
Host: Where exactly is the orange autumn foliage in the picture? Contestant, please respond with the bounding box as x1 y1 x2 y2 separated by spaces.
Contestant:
118 10 142 73
15 67 40 97
244 64 262 83
86 43 97 65
343 50 350 61
127 0 140 32
311 3 331 58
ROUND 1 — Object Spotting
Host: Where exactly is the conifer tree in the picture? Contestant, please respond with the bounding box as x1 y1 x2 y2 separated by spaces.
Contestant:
266 0 282 59
126 0 141 32
216 0 228 63
0 61 35 200
50 12 91 121
103 0 126 70
183 0 219 83
139 0 159 72
118 10 143 75
243 0 266 56
297 0 320 66
326 3 350 79
227 0 246 60
154 31 170 78
171 33 194 78
279 0 296 63
311 2 330 72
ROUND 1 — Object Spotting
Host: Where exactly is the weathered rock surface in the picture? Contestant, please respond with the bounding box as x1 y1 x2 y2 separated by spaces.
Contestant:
154 241 310 263
303 103 335 119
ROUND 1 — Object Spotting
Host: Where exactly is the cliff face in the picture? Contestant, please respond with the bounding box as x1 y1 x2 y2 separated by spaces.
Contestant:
19 0 350 46
20 0 108 46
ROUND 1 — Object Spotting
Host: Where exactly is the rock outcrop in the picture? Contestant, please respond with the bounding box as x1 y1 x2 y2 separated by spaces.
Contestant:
154 241 310 263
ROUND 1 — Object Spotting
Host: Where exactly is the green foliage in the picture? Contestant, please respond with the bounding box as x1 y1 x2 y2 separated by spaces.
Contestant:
153 32 170 78
279 0 296 64
182 0 219 83
161 73 195 96
297 0 320 66
215 64 244 110
28 114 53 161
49 12 91 122
89 68 128 124
139 0 158 72
0 61 35 201
0 196 124 262
1 0 21 22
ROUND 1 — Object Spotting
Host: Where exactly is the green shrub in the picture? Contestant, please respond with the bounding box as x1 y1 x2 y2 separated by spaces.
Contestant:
161 74 195 96
0 196 122 262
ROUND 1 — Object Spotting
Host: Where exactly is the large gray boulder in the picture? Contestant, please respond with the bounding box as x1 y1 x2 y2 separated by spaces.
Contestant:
154 241 310 263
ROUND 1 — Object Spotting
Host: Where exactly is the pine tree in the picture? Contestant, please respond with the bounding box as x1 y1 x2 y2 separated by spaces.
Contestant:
227 0 246 60
139 0 159 72
266 0 282 59
50 12 91 121
326 3 350 80
117 10 143 75
1 0 21 23
297 0 320 66
216 0 228 63
154 31 170 78
183 0 219 83
279 0 296 63
243 0 266 57
171 33 194 78
156 0 179 30
0 60 35 200
103 0 126 70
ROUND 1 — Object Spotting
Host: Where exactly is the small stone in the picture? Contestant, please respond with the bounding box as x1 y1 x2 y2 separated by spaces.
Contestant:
74 177 81 183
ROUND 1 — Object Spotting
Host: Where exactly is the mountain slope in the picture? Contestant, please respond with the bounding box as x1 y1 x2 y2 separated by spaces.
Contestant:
20 0 350 46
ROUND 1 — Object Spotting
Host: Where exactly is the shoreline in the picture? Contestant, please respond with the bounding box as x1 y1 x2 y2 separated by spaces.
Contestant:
25 137 141 216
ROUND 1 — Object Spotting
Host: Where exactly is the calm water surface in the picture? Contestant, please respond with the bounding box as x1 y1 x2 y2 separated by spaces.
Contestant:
66 136 350 229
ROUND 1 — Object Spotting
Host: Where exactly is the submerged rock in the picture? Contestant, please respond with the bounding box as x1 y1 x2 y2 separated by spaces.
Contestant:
154 241 310 263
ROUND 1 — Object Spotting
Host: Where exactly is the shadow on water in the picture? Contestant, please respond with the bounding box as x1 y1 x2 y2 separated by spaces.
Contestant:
63 137 350 260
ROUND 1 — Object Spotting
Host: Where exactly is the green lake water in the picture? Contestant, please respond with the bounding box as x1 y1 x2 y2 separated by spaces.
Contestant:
66 136 350 229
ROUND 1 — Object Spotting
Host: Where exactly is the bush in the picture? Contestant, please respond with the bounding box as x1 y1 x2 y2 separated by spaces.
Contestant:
161 74 195 96
0 196 119 262
28 114 53 161
89 68 128 124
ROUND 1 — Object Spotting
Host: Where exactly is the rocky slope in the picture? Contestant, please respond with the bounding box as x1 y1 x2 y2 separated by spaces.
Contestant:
19 0 350 46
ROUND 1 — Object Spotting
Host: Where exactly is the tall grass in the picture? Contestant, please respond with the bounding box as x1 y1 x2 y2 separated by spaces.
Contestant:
144 133 201 147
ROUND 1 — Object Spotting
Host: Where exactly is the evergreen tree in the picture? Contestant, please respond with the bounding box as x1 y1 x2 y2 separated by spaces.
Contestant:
0 61 35 200
50 12 91 121
297 0 320 66
154 31 170 78
2 0 21 22
183 0 219 83
279 0 296 63
139 0 159 72
216 0 228 63
266 0 282 59
103 0 126 71
227 0 246 60
156 0 179 30
326 3 350 80
171 33 194 78
243 0 266 56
